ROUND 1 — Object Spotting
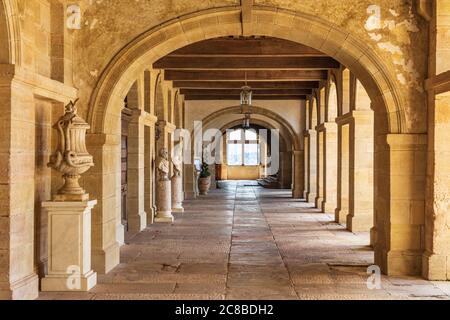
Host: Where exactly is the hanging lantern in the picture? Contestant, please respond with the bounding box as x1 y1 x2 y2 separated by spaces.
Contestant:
240 85 253 107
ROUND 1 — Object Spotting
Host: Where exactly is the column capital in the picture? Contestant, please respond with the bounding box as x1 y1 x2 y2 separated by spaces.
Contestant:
317 121 338 133
381 133 427 150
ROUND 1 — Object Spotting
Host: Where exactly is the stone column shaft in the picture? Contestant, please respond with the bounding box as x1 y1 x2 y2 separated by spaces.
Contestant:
347 110 374 232
0 76 39 300
305 130 318 203
374 134 427 276
336 119 350 224
127 110 147 233
320 122 338 213
423 91 450 280
292 150 305 199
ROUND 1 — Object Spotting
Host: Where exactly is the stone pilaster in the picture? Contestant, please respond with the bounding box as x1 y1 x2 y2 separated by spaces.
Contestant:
0 71 39 300
374 134 427 276
315 129 325 208
305 130 318 203
127 109 147 233
171 173 184 213
144 115 157 224
347 110 374 232
320 122 338 213
335 117 350 224
184 164 198 199
85 133 120 274
423 91 450 280
292 150 305 199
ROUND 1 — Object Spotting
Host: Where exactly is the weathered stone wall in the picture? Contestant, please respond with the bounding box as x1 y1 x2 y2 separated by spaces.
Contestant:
68 0 428 133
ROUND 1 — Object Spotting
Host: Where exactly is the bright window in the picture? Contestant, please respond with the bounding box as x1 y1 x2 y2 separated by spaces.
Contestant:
227 129 260 166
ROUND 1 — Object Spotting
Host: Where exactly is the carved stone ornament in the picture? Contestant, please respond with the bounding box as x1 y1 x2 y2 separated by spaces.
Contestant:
48 99 94 201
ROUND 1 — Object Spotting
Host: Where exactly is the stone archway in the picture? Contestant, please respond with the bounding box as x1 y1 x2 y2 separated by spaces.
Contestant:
85 6 426 277
0 0 20 65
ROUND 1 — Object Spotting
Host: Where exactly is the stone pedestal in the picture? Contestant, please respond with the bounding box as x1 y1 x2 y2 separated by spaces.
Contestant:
156 180 174 223
41 200 98 292
171 174 184 213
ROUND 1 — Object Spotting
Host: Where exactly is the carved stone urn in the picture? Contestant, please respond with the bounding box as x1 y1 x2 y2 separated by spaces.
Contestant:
48 99 94 201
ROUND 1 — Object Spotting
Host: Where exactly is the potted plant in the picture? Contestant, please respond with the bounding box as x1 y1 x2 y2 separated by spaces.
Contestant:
198 162 212 195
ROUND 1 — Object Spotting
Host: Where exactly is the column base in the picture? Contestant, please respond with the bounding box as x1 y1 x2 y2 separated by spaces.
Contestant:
116 223 125 246
0 273 39 300
376 249 422 276
307 192 316 204
422 251 450 280
172 207 184 213
92 242 120 274
347 213 373 232
315 197 323 209
184 191 197 200
323 202 337 214
128 211 147 234
335 208 348 224
155 213 174 223
41 270 97 292
292 188 303 199
370 227 377 247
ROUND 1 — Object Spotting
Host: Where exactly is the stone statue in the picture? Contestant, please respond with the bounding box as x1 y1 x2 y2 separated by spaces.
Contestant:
172 147 182 177
158 147 170 181
48 99 94 200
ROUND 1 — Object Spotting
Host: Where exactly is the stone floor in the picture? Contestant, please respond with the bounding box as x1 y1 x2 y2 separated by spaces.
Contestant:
39 181 450 300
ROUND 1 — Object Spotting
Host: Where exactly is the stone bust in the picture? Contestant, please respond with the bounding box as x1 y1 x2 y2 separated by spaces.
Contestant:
172 149 182 177
158 148 170 181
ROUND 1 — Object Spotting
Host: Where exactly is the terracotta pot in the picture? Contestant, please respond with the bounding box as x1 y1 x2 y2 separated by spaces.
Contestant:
198 176 211 195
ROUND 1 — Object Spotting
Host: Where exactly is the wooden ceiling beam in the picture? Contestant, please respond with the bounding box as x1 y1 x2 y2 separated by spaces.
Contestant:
154 56 339 70
164 70 328 81
180 89 312 95
184 95 307 101
168 38 326 56
172 81 320 89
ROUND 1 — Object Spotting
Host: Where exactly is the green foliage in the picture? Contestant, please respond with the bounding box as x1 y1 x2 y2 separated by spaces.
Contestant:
200 162 211 178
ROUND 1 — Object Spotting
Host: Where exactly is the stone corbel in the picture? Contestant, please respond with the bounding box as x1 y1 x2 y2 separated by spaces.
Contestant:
426 71 450 95
143 112 158 127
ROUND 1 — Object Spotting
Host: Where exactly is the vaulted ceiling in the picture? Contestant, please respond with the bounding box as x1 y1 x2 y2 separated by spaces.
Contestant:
153 37 339 101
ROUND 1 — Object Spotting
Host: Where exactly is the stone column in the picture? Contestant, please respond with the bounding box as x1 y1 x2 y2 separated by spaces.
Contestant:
292 150 305 199
423 91 450 280
374 134 427 276
0 71 39 299
144 116 157 224
279 151 292 189
155 148 174 223
315 129 325 208
127 109 147 233
85 133 120 274
336 116 351 224
171 173 184 213
156 179 174 222
184 163 197 199
171 141 184 214
305 130 318 203
347 110 374 232
320 122 338 213
41 201 98 291
210 165 217 189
